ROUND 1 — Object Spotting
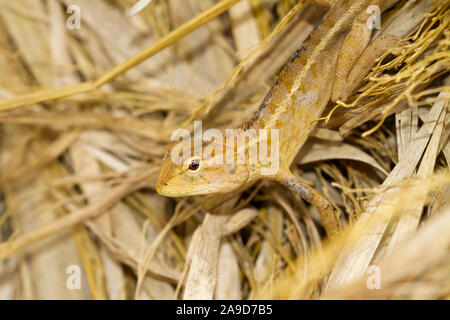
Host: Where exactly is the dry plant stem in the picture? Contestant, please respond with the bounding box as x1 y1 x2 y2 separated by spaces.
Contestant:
134 220 175 298
181 205 256 299
28 180 179 284
0 179 146 261
215 241 241 299
296 140 388 175
133 200 198 296
4 130 80 182
70 142 127 299
396 108 416 162
221 208 258 235
325 84 448 291
324 198 450 299
229 0 261 60
180 0 310 127
183 213 228 300
385 104 447 254
255 172 450 299
0 0 243 112
0 113 173 142
174 226 202 299
85 222 180 284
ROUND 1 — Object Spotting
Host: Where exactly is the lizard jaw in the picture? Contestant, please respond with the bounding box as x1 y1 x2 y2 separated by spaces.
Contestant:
156 184 215 197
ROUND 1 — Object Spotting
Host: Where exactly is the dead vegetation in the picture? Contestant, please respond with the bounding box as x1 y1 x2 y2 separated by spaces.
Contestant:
0 0 448 299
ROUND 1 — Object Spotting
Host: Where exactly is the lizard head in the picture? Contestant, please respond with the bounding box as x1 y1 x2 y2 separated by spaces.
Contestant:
156 137 250 197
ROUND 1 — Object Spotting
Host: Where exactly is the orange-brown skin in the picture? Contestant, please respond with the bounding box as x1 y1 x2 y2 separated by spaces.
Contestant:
157 0 397 236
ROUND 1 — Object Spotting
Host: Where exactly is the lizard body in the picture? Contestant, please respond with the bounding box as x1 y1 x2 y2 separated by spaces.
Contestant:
157 0 397 236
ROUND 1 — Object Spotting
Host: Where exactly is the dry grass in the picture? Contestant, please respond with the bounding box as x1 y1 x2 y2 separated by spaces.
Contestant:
0 0 448 300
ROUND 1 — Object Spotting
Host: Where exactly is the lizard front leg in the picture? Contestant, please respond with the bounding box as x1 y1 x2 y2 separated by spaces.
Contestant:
273 170 341 237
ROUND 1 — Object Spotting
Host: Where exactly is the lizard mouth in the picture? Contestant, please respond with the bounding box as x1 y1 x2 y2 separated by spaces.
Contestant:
155 184 214 197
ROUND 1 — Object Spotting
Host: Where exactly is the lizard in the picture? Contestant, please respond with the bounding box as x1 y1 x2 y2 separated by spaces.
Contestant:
156 0 400 237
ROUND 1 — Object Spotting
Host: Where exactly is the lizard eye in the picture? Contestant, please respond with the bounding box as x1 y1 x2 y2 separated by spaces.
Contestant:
188 159 200 171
